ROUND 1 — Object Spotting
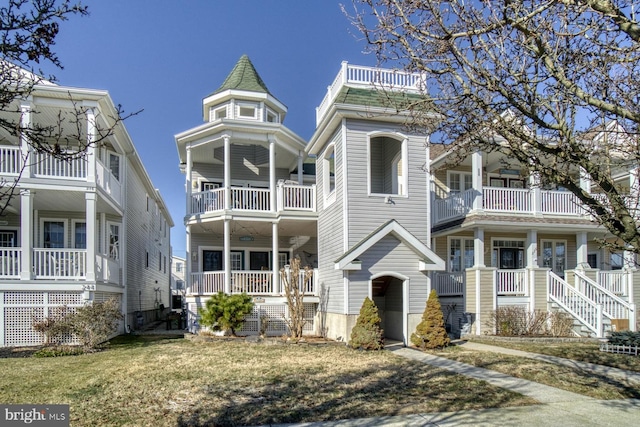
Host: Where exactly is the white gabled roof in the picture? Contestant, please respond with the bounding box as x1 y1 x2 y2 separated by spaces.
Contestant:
334 220 445 271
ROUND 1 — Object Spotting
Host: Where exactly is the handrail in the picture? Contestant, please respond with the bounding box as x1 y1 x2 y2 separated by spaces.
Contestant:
548 271 603 337
574 270 632 320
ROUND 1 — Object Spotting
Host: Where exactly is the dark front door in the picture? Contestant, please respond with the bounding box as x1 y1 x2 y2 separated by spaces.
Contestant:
203 250 223 271
250 251 269 270
499 248 523 269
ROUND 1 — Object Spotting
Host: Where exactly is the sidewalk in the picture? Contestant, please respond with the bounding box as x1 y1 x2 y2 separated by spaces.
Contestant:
271 342 640 427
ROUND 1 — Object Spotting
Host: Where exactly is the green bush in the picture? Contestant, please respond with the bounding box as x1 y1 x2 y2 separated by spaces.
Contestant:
411 289 450 350
198 292 254 336
349 297 384 350
608 331 640 347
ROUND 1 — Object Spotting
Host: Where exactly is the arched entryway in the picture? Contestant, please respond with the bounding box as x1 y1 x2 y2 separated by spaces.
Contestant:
371 273 407 344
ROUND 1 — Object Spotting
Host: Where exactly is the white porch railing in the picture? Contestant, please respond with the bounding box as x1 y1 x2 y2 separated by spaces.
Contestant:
575 271 635 326
0 146 21 175
483 188 531 212
95 254 120 284
548 271 603 337
433 271 464 296
496 269 528 296
433 189 474 223
33 248 87 279
190 269 318 296
190 271 225 295
190 185 316 215
96 159 122 204
598 271 628 296
0 248 21 278
232 271 273 294
278 183 316 211
541 191 583 215
32 151 87 179
316 62 424 124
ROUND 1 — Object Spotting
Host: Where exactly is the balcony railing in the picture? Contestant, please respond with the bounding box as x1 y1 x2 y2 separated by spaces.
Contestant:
33 249 87 279
96 159 122 203
190 184 316 215
496 269 528 296
0 146 21 175
433 271 464 296
598 271 629 296
32 151 87 179
433 186 617 225
189 269 318 296
0 248 21 278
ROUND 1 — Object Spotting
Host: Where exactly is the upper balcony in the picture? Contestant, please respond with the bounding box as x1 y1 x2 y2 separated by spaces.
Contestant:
316 62 424 125
189 182 316 216
0 145 122 206
433 186 617 226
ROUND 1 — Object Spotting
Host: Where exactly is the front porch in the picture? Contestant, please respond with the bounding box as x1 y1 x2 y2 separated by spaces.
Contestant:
189 268 319 297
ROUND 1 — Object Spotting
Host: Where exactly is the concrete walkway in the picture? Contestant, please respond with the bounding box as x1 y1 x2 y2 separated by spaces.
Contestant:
271 342 640 427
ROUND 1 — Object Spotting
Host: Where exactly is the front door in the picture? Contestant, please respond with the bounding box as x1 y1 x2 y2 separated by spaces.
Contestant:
203 250 223 271
499 248 524 269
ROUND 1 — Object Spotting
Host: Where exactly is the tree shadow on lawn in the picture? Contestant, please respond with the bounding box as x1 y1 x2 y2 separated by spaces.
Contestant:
176 358 536 426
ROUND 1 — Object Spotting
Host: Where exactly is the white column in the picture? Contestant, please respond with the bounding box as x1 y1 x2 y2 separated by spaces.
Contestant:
269 138 276 213
297 152 304 185
85 107 96 184
529 171 542 215
20 190 33 280
630 166 640 202
576 232 588 267
186 146 192 215
473 228 485 268
20 100 32 178
224 135 231 210
580 167 592 194
623 249 636 270
471 151 483 211
223 219 231 294
185 224 192 294
85 193 97 281
526 229 538 268
272 222 279 295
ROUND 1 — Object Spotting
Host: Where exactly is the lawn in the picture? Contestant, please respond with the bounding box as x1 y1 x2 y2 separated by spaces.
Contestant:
0 335 535 426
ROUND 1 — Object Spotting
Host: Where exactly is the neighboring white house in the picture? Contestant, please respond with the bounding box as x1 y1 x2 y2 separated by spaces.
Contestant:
0 76 173 346
171 255 186 310
178 57 639 344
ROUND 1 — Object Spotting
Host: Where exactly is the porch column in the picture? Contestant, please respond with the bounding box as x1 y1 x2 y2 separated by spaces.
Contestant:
580 167 592 194
84 105 96 184
20 100 32 178
471 150 483 211
272 222 279 295
529 171 542 215
186 224 192 295
269 137 276 213
526 229 538 268
223 219 231 294
20 190 33 280
85 193 96 281
185 145 192 215
576 232 588 267
223 135 231 210
623 248 636 270
473 227 485 268
297 151 304 185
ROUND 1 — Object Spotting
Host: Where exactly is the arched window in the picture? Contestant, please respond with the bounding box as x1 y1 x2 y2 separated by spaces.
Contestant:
323 144 336 205
369 134 407 196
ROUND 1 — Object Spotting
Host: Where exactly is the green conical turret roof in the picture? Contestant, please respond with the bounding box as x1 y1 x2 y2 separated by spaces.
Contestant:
212 55 271 96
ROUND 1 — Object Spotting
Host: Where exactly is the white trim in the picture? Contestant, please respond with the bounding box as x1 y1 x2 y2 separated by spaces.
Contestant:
236 101 259 120
322 142 337 207
367 132 408 197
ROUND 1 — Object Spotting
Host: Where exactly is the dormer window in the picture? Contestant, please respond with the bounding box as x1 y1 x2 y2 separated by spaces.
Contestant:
210 105 227 121
266 108 279 123
237 102 258 120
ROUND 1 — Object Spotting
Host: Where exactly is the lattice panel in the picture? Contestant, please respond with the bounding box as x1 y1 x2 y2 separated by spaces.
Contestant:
5 307 45 346
5 292 44 305
49 292 83 305
261 305 287 333
303 303 316 332
93 292 122 308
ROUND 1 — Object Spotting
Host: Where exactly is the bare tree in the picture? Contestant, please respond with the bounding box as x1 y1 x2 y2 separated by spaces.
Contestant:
349 0 640 253
0 0 137 215
280 257 312 340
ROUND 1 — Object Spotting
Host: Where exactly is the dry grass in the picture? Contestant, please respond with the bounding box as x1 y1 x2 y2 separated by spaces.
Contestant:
431 345 640 400
0 335 535 426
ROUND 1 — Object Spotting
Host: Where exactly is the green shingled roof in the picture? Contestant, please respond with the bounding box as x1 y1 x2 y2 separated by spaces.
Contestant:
212 55 272 96
334 86 428 109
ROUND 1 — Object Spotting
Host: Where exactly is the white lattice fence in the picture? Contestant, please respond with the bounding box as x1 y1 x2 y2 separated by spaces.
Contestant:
2 291 84 346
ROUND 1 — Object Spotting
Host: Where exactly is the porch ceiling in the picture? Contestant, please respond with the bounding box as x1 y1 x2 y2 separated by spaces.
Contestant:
3 187 121 217
189 218 317 239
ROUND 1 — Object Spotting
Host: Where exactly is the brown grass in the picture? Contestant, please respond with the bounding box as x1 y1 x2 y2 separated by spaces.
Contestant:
0 335 535 426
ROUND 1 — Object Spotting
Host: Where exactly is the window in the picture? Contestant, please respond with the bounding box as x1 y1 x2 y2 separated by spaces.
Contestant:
587 253 598 269
146 251 149 268
279 251 290 269
0 230 17 247
159 252 162 271
201 182 220 191
449 238 474 272
164 255 167 273
610 252 623 270
230 251 244 270
369 135 406 195
266 109 278 123
212 106 227 121
322 144 336 203
175 262 182 272
541 240 566 276
250 251 269 270
175 280 184 290
108 153 120 181
492 240 525 269
448 171 473 193
43 220 65 248
203 250 223 271
108 223 120 260
238 103 257 119
73 221 86 249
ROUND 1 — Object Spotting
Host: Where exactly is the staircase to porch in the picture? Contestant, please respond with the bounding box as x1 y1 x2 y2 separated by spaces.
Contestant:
548 271 636 338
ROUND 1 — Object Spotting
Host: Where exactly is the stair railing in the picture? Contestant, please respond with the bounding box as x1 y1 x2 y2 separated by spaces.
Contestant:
548 271 603 337
575 271 636 331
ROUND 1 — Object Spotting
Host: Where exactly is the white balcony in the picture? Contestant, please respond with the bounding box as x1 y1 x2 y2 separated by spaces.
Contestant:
189 269 319 296
433 271 464 296
190 184 316 215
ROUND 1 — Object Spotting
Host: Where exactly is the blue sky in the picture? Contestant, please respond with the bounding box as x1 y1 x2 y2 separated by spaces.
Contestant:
43 1 378 258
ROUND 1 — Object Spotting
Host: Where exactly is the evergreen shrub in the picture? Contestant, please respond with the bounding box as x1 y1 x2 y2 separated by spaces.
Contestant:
411 289 451 350
198 292 254 336
349 297 384 350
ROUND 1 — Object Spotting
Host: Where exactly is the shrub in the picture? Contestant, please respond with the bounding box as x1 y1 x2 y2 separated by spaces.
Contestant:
487 307 574 337
33 345 84 358
32 306 74 346
198 292 254 336
608 331 640 347
411 289 450 350
349 297 384 350
70 298 123 350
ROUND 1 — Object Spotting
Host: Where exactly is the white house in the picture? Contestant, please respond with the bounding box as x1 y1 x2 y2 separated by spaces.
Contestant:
0 75 173 346
171 255 186 310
